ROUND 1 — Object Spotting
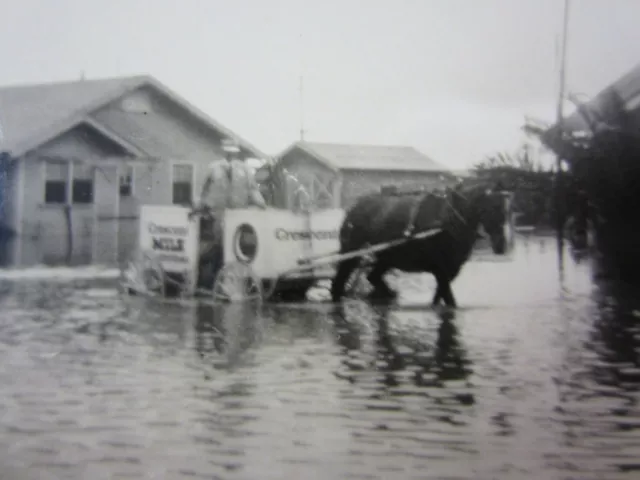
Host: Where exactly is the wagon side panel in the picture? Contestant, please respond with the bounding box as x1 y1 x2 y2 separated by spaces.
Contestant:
223 209 308 279
223 208 345 284
307 208 345 278
138 205 199 289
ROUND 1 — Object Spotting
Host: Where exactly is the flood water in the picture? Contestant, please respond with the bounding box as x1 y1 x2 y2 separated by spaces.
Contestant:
0 234 639 480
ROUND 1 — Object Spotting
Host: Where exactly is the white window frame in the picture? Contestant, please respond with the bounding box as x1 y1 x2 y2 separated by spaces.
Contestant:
42 159 95 206
42 159 70 205
169 161 196 206
71 161 94 205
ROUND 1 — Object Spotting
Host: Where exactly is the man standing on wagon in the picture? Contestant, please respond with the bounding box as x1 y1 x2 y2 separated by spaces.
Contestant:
194 138 267 288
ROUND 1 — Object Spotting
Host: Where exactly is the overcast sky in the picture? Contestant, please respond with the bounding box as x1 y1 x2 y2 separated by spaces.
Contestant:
1 0 639 169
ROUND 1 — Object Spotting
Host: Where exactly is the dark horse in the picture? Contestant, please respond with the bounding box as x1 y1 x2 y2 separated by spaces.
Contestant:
330 181 509 308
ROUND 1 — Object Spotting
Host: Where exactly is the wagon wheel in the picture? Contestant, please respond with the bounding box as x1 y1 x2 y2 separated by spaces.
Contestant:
260 278 280 302
343 257 374 300
126 250 166 296
212 262 263 304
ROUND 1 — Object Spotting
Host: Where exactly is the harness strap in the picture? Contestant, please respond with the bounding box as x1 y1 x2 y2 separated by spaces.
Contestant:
445 192 467 225
404 190 466 237
403 191 431 237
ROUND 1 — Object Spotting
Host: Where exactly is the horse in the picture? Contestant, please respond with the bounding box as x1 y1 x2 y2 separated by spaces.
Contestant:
330 181 509 308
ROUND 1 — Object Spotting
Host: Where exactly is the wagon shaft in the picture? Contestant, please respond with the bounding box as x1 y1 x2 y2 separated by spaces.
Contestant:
284 226 443 278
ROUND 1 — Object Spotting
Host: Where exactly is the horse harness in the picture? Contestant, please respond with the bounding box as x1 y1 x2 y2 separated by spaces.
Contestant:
403 189 466 238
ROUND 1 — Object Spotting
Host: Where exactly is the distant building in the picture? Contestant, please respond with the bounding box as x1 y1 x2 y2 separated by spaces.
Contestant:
0 74 266 266
260 141 455 210
450 169 476 180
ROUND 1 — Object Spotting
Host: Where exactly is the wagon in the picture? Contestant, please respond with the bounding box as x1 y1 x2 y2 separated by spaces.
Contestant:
122 204 349 303
122 188 515 304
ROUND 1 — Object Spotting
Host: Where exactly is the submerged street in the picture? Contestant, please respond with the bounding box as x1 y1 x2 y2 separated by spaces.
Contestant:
0 234 639 479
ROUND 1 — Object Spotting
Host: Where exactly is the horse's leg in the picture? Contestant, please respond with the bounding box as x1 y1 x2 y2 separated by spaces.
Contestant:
331 257 360 302
367 261 396 300
434 271 457 308
431 281 443 306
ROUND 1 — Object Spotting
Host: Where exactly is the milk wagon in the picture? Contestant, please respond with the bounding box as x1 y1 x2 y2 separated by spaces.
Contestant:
122 204 348 303
121 187 515 304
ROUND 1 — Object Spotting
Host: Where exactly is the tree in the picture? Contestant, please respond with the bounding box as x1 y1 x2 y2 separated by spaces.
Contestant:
523 89 640 282
473 146 546 173
472 148 554 227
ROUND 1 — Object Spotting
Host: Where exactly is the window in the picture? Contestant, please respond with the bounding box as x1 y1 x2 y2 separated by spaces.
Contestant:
119 165 134 197
44 160 94 205
44 161 69 204
172 164 193 205
72 163 93 204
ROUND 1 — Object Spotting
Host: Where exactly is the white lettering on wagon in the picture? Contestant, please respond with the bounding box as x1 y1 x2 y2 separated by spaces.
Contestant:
156 253 189 264
148 223 189 236
274 228 339 241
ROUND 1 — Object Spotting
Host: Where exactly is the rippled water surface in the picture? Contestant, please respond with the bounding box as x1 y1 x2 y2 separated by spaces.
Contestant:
1 235 640 480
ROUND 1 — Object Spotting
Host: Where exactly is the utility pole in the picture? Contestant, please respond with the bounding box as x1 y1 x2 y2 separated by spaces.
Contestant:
299 74 305 141
555 0 571 266
299 33 307 142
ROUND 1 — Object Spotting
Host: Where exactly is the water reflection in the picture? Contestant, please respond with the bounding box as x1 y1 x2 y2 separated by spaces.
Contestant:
194 301 264 369
1 235 640 479
591 282 640 375
333 302 474 404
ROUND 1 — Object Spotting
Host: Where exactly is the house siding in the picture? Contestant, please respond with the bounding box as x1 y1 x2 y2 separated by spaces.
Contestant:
0 159 19 234
274 147 453 210
92 87 227 161
34 124 130 160
16 157 90 266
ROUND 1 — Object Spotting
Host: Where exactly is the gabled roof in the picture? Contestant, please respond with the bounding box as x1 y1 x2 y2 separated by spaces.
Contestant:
279 141 450 173
548 62 640 135
0 74 267 159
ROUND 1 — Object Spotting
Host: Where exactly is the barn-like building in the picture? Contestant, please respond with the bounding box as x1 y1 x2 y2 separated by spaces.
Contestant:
259 141 455 211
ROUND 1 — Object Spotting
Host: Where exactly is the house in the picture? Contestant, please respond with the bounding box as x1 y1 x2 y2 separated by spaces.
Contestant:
0 74 266 266
260 141 454 210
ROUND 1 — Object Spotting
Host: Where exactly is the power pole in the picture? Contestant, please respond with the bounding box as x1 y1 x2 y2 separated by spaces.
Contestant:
555 0 571 264
299 34 307 142
299 74 305 141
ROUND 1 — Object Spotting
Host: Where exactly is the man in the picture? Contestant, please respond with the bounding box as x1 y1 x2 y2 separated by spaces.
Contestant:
193 140 267 288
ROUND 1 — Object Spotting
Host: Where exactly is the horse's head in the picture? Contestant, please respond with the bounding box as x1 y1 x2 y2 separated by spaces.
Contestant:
459 182 509 255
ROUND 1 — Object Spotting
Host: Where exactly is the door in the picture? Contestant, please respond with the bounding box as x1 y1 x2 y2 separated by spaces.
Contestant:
92 165 119 265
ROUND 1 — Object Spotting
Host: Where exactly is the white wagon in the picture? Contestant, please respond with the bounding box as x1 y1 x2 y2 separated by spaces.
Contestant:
122 205 346 303
122 189 516 304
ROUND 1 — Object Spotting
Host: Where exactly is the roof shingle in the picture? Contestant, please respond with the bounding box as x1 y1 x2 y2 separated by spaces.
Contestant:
0 76 144 153
292 141 449 173
0 74 267 160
